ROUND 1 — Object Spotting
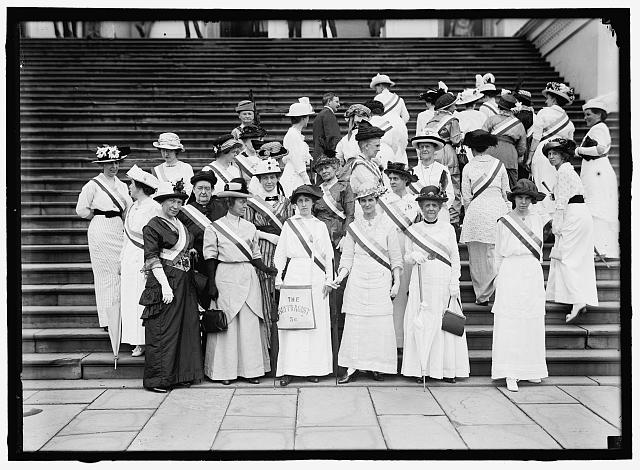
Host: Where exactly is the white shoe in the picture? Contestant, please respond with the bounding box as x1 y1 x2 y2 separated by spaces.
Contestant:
506 377 519 392
566 304 586 323
527 378 542 383
131 346 145 357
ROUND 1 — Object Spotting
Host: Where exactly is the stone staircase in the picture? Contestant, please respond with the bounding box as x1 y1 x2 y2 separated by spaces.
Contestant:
19 37 620 380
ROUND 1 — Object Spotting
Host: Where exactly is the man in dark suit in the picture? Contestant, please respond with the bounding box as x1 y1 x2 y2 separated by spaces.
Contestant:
312 92 341 183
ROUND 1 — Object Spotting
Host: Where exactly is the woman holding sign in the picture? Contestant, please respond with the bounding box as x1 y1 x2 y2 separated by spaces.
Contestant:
460 130 510 306
401 185 469 383
273 184 335 386
333 185 402 383
202 179 277 385
492 179 548 392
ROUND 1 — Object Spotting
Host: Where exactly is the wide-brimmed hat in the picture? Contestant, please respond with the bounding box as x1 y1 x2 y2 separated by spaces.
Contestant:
92 144 129 164
344 104 372 119
507 178 546 203
457 88 484 106
126 164 159 189
238 124 267 140
434 92 457 111
463 129 498 150
253 158 282 177
235 100 255 113
290 184 323 204
475 73 497 93
257 141 288 159
363 100 385 115
410 132 445 151
497 94 518 111
313 154 340 172
582 98 609 114
217 178 251 198
154 179 189 202
153 132 184 151
370 73 395 89
354 121 386 142
514 89 532 106
541 137 577 157
415 185 448 203
542 82 575 105
419 88 439 102
212 134 243 156
355 185 385 200
285 97 315 117
384 162 418 183
190 170 217 188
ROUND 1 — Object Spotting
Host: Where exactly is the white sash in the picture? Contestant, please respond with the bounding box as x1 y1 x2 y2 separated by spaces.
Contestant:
321 188 346 220
434 113 456 134
470 159 502 197
347 223 391 270
246 195 284 230
234 153 255 177
407 179 425 196
123 206 144 249
378 196 413 232
91 176 127 214
541 113 571 141
480 101 499 116
381 93 401 116
491 116 522 136
180 204 213 232
500 213 543 260
153 164 168 183
405 224 452 267
375 119 393 133
205 163 231 184
212 217 253 261
159 219 187 262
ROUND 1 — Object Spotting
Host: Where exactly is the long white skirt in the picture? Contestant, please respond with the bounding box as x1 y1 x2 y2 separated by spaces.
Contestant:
546 204 599 306
204 304 270 381
339 314 397 373
120 240 145 345
87 216 124 328
392 260 412 347
276 258 333 377
401 262 470 379
581 157 619 258
280 162 307 198
491 255 548 380
531 142 558 224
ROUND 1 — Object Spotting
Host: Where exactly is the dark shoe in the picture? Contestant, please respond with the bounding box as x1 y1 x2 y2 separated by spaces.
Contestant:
146 386 168 393
371 371 384 381
279 375 292 387
442 377 456 384
307 376 319 383
338 370 357 384
475 300 489 306
102 326 109 332
246 377 260 384
221 380 233 385
416 376 424 384
173 381 192 388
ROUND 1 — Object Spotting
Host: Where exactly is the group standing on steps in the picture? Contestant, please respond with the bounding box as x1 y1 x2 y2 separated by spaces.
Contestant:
75 70 617 393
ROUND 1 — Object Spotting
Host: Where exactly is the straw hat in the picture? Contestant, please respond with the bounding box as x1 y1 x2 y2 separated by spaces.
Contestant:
457 88 484 106
355 185 385 200
154 179 189 202
369 73 395 88
410 132 445 151
542 82 575 105
507 179 546 203
235 100 255 113
344 104 372 119
217 178 251 198
212 134 243 156
285 97 315 117
152 132 184 151
253 158 282 177
126 164 159 189
257 141 288 159
92 144 129 164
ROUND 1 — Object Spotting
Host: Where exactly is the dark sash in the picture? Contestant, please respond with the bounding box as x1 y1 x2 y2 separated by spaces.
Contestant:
381 94 400 116
286 218 326 273
471 160 503 201
499 214 543 260
211 218 253 261
347 224 391 270
405 225 452 267
91 177 126 215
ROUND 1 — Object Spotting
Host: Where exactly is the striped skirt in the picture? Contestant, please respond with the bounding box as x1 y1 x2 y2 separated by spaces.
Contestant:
256 238 277 347
87 215 124 328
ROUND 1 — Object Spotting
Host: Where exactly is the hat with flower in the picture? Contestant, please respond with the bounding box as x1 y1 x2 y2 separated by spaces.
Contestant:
92 144 130 164
542 82 575 105
475 73 497 94
355 184 386 200
154 179 189 202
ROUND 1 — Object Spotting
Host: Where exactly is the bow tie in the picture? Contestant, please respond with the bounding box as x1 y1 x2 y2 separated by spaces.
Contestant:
264 196 278 202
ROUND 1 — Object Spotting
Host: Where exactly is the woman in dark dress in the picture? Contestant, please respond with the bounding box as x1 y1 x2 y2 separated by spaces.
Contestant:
140 179 204 393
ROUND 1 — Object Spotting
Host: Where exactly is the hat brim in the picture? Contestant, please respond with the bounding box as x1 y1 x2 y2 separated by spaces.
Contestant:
153 142 184 151
154 193 189 202
254 169 282 177
258 149 288 159
290 191 322 203
457 96 484 105
507 191 546 203
92 156 128 164
415 195 448 203
370 80 394 89
410 137 445 151
383 168 418 182
313 159 340 172
541 141 565 157
217 191 251 198
217 142 244 154
542 89 573 104
434 101 457 111
284 111 315 117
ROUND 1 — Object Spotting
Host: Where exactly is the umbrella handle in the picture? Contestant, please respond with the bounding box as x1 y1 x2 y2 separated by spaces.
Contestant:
114 357 118 370
417 264 423 304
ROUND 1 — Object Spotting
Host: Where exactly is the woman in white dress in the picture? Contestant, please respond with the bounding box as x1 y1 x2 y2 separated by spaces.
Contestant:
151 133 194 197
492 179 548 392
526 82 576 224
281 98 314 196
543 138 599 323
236 124 267 191
460 130 510 305
335 104 372 182
331 185 402 383
402 185 469 383
120 165 160 356
76 145 132 329
576 98 619 259
203 135 243 195
273 185 335 386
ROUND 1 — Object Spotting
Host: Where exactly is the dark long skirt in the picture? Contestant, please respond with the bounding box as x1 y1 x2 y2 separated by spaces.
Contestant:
256 238 276 347
140 266 203 389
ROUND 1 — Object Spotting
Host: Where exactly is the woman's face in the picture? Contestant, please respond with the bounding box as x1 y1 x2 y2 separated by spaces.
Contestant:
358 195 377 216
128 180 141 200
295 195 314 216
193 181 212 206
546 149 565 169
102 161 119 177
545 94 557 108
239 110 254 124
259 174 279 193
220 147 241 162
161 197 183 218
418 142 437 162
420 200 441 222
160 148 178 161
317 164 337 182
388 173 407 193
584 109 602 128
514 195 532 212
228 197 247 217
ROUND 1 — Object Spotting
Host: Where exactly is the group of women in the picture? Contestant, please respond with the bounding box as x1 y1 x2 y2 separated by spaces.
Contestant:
75 82 617 393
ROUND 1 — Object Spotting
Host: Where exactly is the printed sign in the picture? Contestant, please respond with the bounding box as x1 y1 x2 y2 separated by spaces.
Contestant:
277 285 316 330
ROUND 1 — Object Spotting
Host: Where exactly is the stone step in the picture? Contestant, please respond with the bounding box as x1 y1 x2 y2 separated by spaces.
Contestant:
21 348 621 380
21 280 621 307
22 228 88 245
21 260 620 285
22 245 90 263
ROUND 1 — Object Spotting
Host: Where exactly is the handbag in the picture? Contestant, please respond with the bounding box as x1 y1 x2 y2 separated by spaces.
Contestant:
201 308 228 333
441 296 466 337
456 145 469 171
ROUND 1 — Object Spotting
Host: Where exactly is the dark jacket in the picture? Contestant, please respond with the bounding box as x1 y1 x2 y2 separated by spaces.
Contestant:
312 106 341 160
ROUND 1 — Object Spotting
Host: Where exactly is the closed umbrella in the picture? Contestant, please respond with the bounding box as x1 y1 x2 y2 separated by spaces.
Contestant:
330 259 339 385
271 290 280 389
105 305 121 369
413 264 439 391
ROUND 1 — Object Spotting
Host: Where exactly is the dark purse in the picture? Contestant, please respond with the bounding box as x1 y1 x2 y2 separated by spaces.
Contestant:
441 296 466 337
201 308 228 333
455 145 469 172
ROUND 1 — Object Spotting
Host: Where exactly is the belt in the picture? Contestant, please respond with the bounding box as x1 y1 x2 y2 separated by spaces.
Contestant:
220 261 250 264
94 209 122 218
161 254 191 272
583 154 607 161
568 195 585 204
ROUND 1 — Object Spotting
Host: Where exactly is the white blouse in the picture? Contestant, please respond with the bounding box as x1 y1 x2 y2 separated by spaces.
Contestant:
412 160 454 208
153 161 194 196
576 122 611 158
76 173 132 219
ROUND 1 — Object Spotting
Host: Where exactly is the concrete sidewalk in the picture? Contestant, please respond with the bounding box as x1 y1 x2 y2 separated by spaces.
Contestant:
21 376 621 452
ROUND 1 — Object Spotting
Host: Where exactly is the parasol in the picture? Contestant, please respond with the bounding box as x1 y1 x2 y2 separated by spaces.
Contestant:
105 304 122 369
330 258 339 386
271 290 280 389
413 264 440 391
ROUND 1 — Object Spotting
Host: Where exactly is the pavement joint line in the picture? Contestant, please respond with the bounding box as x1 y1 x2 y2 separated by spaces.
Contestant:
556 385 621 430
366 386 388 450
125 389 169 451
421 386 470 450
34 400 91 451
293 387 300 450
209 387 237 451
